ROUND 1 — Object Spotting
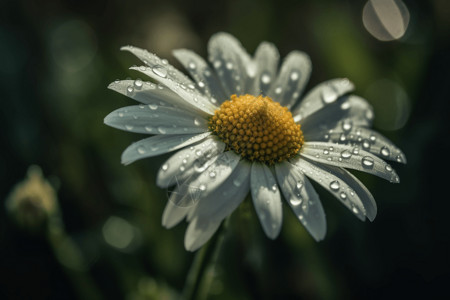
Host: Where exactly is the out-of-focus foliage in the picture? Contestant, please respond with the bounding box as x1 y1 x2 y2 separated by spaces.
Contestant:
1 0 449 299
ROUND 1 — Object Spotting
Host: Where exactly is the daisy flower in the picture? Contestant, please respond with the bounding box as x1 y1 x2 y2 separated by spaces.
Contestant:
105 32 406 251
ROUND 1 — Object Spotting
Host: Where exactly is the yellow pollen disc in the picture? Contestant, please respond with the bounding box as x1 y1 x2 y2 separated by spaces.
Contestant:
209 94 304 165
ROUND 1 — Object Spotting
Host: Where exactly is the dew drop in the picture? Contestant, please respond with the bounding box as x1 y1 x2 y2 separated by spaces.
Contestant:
137 146 146 154
340 192 347 200
385 164 393 172
290 198 302 206
157 126 167 134
118 112 124 117
134 79 143 89
125 125 134 131
342 120 353 132
380 146 390 157
271 184 278 192
199 184 206 191
362 156 374 168
275 87 282 94
296 181 303 190
127 86 134 94
144 126 153 132
148 103 158 110
396 155 403 163
213 60 222 69
321 85 337 104
352 147 360 155
370 134 377 142
341 150 352 159
323 149 329 155
179 166 185 172
362 139 371 150
198 81 205 88
188 61 196 70
209 171 216 178
330 180 340 191
194 118 202 126
261 73 271 84
152 66 167 78
290 71 299 81
161 164 169 171
352 206 359 214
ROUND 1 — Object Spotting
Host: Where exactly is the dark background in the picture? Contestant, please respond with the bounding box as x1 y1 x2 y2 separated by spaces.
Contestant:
1 0 449 299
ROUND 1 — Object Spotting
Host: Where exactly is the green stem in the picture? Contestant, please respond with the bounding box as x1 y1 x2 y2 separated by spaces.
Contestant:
182 220 227 300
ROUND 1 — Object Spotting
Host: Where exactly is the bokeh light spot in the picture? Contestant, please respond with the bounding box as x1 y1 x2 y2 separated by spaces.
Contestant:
363 0 410 41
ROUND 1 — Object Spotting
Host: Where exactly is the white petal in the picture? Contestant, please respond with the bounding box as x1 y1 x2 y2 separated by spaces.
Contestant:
121 132 211 165
301 142 400 183
313 164 377 221
108 80 180 107
293 78 355 121
104 105 209 134
250 42 280 96
165 151 241 209
275 161 326 241
121 46 217 115
130 66 217 116
157 137 225 188
184 217 222 252
162 200 192 229
268 51 311 109
172 49 227 104
292 157 367 221
191 161 251 222
300 95 374 133
305 124 406 164
208 32 253 96
250 163 283 239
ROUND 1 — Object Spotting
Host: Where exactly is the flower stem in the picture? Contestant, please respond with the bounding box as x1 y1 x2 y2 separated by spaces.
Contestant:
182 220 227 300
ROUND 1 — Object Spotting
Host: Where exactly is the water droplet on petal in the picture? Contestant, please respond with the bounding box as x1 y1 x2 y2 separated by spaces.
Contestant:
161 164 169 171
157 126 167 134
362 139 371 150
134 79 143 89
362 156 375 168
275 86 282 94
152 65 167 78
209 171 216 178
321 85 337 104
323 149 329 155
125 125 134 131
137 146 146 154
385 164 393 172
188 61 196 70
290 71 299 81
118 112 124 117
352 206 359 214
380 146 390 157
225 62 233 70
341 150 352 159
194 118 202 126
127 86 134 94
261 73 271 84
330 180 340 191
340 192 347 200
342 120 353 132
144 126 153 132
290 198 302 206
271 184 278 192
199 184 206 191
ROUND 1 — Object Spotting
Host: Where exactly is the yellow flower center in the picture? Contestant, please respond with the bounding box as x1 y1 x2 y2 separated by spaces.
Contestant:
209 94 304 165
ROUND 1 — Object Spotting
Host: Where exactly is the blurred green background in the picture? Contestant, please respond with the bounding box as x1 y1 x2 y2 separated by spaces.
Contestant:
1 0 449 299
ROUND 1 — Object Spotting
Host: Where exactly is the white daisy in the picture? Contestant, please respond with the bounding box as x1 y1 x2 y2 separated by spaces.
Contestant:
105 32 406 251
